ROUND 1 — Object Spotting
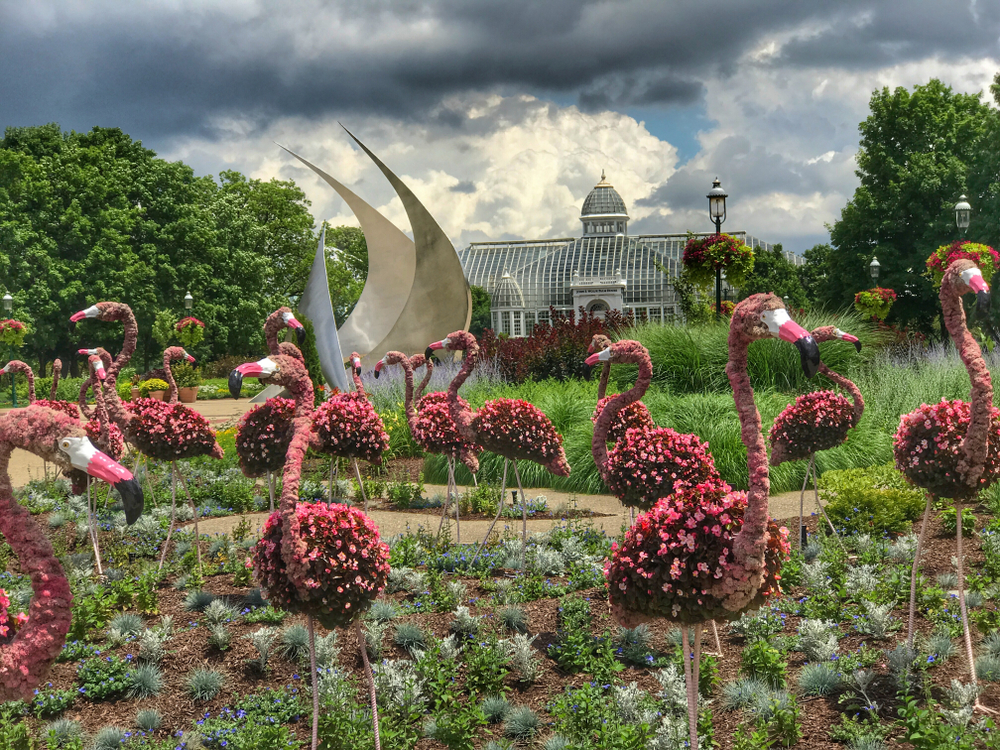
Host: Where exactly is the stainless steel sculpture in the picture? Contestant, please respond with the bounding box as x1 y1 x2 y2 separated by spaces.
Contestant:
280 132 471 368
298 226 352 393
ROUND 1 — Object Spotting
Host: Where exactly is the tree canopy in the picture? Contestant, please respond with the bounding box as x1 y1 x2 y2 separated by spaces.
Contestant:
821 79 997 334
737 244 808 310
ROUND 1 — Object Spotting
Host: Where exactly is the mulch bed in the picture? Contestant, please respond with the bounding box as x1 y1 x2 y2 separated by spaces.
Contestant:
11 499 999 748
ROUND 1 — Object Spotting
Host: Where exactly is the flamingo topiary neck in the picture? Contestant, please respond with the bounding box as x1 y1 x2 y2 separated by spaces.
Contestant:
442 334 479 443
3 361 35 403
50 359 62 401
942 260 994 487
410 353 433 402
590 342 652 479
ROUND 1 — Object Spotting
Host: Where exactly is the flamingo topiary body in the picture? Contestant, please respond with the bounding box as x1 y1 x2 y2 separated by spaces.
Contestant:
602 294 818 749
0 404 142 699
428 331 569 559
894 259 1000 706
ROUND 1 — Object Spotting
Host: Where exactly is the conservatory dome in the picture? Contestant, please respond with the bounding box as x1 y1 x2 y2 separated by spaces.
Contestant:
581 171 628 236
491 270 525 309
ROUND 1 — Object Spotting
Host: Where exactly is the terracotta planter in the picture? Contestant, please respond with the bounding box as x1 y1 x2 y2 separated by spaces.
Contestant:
131 388 140 401
179 386 199 403
149 390 165 401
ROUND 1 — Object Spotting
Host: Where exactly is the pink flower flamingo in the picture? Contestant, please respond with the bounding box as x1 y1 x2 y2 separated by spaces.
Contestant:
70 302 224 572
603 294 817 749
588 333 654 444
233 350 389 750
0 403 142 700
375 351 481 541
769 326 864 547
427 331 570 562
234 309 308 511
142 346 196 404
895 259 1000 707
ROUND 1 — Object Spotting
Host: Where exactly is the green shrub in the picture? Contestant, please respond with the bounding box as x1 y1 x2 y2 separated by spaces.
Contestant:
77 655 130 701
138 378 169 396
822 463 927 536
939 507 976 536
739 641 787 688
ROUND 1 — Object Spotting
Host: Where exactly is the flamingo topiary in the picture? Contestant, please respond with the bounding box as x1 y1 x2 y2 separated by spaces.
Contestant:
588 333 654 444
427 331 570 563
143 346 196 404
233 309 308 511
601 295 818 749
76 348 112 421
375 351 480 541
768 326 863 547
70 302 224 572
49 358 62 401
895 259 1000 704
0 360 35 403
0 403 143 700
231 351 389 750
308 352 389 510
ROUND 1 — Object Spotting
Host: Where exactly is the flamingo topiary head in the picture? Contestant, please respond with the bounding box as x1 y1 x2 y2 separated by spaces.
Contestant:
425 330 476 359
279 308 307 345
947 258 994 334
350 352 362 378
69 301 130 325
731 293 821 378
373 351 407 378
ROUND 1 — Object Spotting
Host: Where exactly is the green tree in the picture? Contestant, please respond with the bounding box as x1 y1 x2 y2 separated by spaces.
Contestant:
797 244 834 308
469 285 491 337
827 80 996 335
737 243 808 310
321 224 368 323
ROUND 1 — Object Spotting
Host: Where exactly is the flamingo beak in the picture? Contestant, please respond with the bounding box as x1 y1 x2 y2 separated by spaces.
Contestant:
229 357 277 398
425 338 448 360
374 359 385 379
78 348 97 356
59 436 144 524
94 362 106 380
584 348 611 367
283 312 307 344
70 304 101 324
351 357 361 377
835 329 863 353
763 309 820 378
185 351 196 363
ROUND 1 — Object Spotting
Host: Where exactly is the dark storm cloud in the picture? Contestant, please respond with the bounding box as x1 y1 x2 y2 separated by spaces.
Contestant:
0 0 997 144
450 180 476 193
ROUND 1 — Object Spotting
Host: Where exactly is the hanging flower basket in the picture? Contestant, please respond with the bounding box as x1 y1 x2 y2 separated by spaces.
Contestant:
176 317 206 348
710 300 735 318
682 233 755 289
926 240 1000 288
0 319 27 348
854 287 896 320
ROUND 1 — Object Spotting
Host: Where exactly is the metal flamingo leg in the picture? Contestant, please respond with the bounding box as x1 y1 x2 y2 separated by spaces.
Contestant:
709 619 723 657
309 616 319 750
329 460 334 503
682 626 698 750
799 455 812 548
87 478 103 576
356 619 382 750
956 508 995 713
353 459 369 512
812 457 848 555
907 493 935 650
176 463 202 574
471 458 508 566
157 465 179 572
693 623 703 715
449 457 460 545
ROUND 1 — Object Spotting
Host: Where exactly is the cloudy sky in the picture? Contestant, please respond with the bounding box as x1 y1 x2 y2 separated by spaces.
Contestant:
2 1 999 254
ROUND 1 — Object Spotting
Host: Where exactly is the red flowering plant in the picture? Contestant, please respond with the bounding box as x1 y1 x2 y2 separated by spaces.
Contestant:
893 399 1000 500
129 399 224 460
312 392 390 463
414 392 478 457
768 390 854 465
84 420 125 462
0 319 27 348
926 240 1000 288
475 398 567 471
592 398 655 445
605 480 789 624
682 234 754 289
176 317 206 348
251 502 390 628
33 400 80 421
604 426 721 510
853 287 896 320
710 300 735 318
236 398 297 477
0 589 31 639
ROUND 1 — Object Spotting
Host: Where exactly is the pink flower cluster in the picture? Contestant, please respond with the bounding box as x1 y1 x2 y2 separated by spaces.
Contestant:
414 392 479 458
128 398 224 461
475 398 564 465
175 317 205 331
853 287 897 320
236 397 296 477
33 399 80 421
605 480 789 624
0 320 24 333
84 419 125 462
769 390 854 464
927 240 1000 287
312 392 389 463
605 426 721 510
251 502 390 628
592 397 654 445
893 399 1000 500
682 234 755 288
0 589 26 638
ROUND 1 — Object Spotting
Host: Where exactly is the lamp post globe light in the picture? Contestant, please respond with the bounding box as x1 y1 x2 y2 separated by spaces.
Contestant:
707 177 728 320
955 195 971 235
184 291 194 310
2 293 14 408
869 256 880 282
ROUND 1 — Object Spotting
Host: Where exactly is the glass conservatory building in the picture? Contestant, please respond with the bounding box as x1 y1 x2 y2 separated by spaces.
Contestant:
457 172 802 337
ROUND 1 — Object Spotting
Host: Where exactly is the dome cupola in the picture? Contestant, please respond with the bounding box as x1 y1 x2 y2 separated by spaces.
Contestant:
581 171 628 236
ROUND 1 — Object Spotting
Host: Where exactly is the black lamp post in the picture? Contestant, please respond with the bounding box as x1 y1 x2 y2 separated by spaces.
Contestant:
955 195 971 236
869 256 880 283
707 178 728 320
3 293 14 408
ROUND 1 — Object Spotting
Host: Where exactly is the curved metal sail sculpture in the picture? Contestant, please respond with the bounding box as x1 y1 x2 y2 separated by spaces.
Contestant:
281 134 471 371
